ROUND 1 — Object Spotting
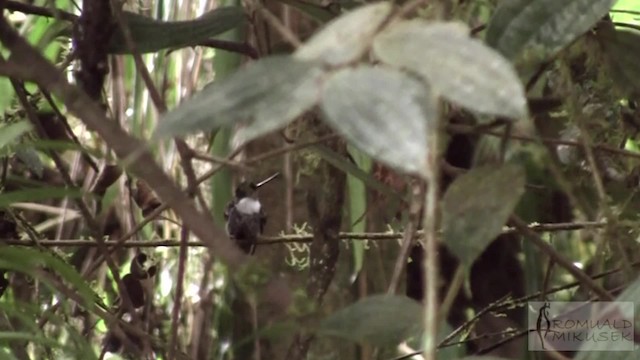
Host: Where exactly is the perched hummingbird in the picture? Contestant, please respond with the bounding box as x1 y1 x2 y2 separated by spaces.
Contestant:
224 173 279 254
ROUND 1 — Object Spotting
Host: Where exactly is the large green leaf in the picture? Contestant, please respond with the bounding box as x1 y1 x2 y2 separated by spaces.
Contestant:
441 164 525 270
373 21 528 121
317 295 422 345
108 7 245 54
154 56 324 141
294 2 392 66
320 65 437 178
0 247 99 309
485 0 616 60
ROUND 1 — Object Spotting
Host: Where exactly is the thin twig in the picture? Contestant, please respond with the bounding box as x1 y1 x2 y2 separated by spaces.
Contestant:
258 7 301 48
447 123 640 161
0 220 609 247
168 226 189 359
509 216 613 301
387 182 422 294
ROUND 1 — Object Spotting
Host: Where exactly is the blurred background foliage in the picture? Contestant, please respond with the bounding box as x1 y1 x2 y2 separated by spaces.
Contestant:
1 0 640 359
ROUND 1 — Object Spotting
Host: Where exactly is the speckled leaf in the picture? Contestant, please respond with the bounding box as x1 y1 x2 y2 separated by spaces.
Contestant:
485 0 616 60
442 164 525 270
295 2 392 66
601 28 640 95
155 56 324 141
108 7 245 54
320 65 437 178
373 21 528 121
317 295 422 345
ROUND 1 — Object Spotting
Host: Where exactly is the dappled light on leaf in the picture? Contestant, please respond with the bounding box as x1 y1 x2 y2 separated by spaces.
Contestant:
107 7 246 54
485 0 616 61
373 21 528 121
294 2 392 66
320 65 437 178
154 56 324 142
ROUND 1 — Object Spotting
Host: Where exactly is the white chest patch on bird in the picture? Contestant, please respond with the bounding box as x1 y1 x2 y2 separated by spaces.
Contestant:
235 197 261 215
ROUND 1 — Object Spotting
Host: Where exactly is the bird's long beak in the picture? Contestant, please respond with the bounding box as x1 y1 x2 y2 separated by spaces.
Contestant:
255 172 280 188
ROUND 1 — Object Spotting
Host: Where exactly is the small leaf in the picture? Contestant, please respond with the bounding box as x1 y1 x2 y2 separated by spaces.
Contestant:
317 295 422 345
0 121 31 150
15 148 44 178
373 21 528 121
441 164 525 270
155 56 324 141
320 65 437 178
108 7 245 54
295 2 392 66
485 0 616 60
0 187 84 208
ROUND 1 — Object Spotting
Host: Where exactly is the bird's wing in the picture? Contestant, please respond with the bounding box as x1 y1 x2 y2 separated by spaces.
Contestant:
259 208 267 233
223 200 234 221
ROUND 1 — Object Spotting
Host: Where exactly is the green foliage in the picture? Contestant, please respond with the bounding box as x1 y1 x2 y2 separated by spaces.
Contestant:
486 0 616 61
0 187 84 208
0 121 31 151
155 56 324 144
441 164 526 270
107 7 246 54
294 2 392 66
601 28 640 95
346 146 371 275
373 21 528 121
0 78 14 115
3 0 636 358
0 247 99 309
317 294 422 345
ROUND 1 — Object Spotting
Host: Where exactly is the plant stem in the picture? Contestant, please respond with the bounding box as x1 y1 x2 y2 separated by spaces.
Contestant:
423 123 441 360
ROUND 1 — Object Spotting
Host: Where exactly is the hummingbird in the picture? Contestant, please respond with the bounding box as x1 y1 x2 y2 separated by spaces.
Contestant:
224 173 280 254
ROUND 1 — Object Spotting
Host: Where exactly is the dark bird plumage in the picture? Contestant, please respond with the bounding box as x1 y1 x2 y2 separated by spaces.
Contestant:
224 173 279 254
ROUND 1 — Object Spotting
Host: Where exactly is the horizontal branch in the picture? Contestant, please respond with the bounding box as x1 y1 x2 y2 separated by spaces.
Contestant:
447 123 640 161
0 221 607 248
